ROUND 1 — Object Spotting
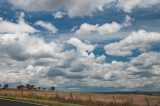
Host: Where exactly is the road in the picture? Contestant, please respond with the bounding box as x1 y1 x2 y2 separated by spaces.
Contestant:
0 98 44 106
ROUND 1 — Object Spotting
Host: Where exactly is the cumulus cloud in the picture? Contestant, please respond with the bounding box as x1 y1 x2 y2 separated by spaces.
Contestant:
53 11 66 19
105 30 160 56
126 52 160 85
0 33 66 85
0 12 37 33
76 15 131 35
0 34 95 87
130 52 160 69
117 0 160 13
8 0 113 17
0 32 160 91
0 0 159 92
8 0 160 17
35 21 58 33
67 37 95 57
76 23 98 34
0 33 62 61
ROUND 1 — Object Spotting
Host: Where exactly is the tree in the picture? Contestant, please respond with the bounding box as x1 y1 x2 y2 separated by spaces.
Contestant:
25 84 34 90
50 86 55 91
43 87 46 91
34 88 37 90
26 84 30 90
38 87 41 90
3 84 9 89
17 85 24 90
30 85 34 90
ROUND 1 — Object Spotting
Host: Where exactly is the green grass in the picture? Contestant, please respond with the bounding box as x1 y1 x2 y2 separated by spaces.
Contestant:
0 96 82 106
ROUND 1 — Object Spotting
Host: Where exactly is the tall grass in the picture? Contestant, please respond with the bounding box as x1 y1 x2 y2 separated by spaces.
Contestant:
0 89 159 106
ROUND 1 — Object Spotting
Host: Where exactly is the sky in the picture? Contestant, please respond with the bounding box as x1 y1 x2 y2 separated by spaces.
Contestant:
0 0 160 92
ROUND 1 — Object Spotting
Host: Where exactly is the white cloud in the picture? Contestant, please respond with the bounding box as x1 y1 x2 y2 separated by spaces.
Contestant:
98 22 122 35
0 12 37 33
67 38 95 57
35 21 58 33
0 34 96 87
76 15 131 35
8 0 113 17
0 32 67 85
8 0 160 17
53 11 66 19
0 0 160 91
105 30 160 56
0 32 160 91
130 52 160 69
117 0 160 13
76 23 98 34
0 33 62 61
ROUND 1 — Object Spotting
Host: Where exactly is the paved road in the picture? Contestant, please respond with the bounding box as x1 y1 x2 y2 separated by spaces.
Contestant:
0 98 44 106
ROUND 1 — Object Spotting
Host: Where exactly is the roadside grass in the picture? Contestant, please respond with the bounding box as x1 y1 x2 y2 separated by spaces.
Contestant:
0 90 159 106
0 95 135 106
0 96 82 106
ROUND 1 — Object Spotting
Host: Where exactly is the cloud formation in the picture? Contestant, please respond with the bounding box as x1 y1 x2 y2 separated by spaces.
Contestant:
8 0 113 17
0 0 160 92
105 30 160 56
53 11 66 19
35 21 58 33
75 15 131 35
0 13 37 33
67 38 95 57
8 0 160 17
117 0 160 12
0 32 160 91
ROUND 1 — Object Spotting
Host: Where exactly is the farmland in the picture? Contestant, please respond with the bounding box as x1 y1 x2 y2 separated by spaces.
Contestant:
0 89 159 106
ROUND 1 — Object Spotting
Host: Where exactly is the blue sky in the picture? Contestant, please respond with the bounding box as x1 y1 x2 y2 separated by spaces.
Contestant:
0 0 160 92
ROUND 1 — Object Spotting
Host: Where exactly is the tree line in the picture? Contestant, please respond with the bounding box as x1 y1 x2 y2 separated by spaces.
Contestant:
0 84 55 91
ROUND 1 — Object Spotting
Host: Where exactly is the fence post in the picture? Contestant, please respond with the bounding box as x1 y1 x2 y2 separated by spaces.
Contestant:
70 93 74 102
88 95 93 105
55 93 58 99
146 97 150 106
20 90 23 97
113 96 116 106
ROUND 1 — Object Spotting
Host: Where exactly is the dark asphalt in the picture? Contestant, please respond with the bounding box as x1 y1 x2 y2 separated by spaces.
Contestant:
0 98 43 106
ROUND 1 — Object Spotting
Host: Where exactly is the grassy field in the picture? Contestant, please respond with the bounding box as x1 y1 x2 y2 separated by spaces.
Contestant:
0 89 160 106
0 96 81 106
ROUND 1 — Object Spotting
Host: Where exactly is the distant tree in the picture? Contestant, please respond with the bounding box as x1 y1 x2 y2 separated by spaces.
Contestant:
30 85 34 90
0 84 1 88
50 86 55 91
3 84 9 89
34 88 37 90
43 87 46 91
25 84 34 90
26 84 30 90
38 87 41 90
17 85 24 90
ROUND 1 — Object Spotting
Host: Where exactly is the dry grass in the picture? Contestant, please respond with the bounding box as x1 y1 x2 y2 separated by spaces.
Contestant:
0 89 160 106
